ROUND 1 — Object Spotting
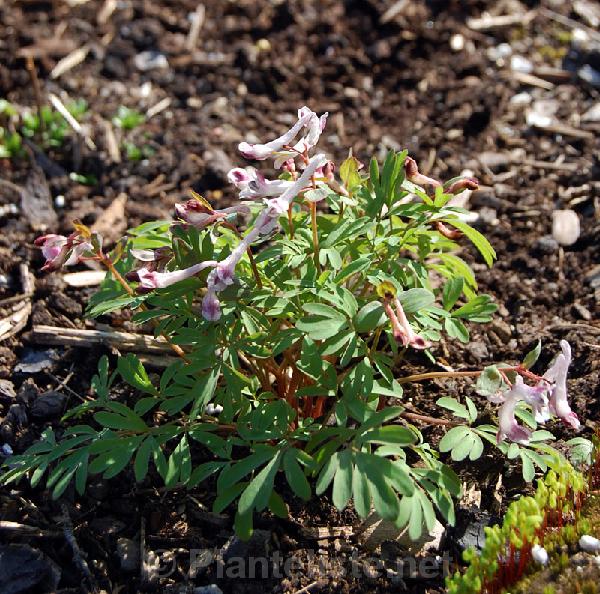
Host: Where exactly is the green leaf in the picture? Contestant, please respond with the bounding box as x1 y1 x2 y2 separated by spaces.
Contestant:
268 491 288 519
355 452 399 521
436 397 470 421
354 301 387 333
238 451 283 515
117 354 158 396
522 340 541 370
332 450 353 511
475 365 503 397
188 461 225 488
360 425 416 446
315 452 339 495
134 437 154 482
352 466 371 519
94 411 148 432
442 219 496 267
444 318 469 343
283 450 311 501
398 288 435 313
442 277 464 310
334 256 372 284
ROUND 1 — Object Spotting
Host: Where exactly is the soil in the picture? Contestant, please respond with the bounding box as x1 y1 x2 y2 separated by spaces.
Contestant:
0 1 599 593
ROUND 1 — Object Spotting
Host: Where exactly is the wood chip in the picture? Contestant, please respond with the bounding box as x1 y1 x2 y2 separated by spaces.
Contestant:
48 93 96 150
98 0 118 25
62 270 107 287
533 122 594 140
185 4 205 51
29 324 178 354
22 165 59 231
380 0 409 24
102 119 121 163
146 97 171 119
50 46 89 79
468 10 535 31
510 71 555 90
301 526 353 539
91 192 128 245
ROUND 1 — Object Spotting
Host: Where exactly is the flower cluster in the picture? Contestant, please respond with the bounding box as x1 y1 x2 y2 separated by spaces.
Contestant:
133 107 329 321
34 232 93 271
492 340 579 444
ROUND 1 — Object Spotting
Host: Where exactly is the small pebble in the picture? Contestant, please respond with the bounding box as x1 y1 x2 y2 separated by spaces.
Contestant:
510 55 533 73
134 51 168 72
450 34 464 51
579 535 600 553
510 92 532 106
534 235 559 255
552 209 581 246
205 403 223 416
572 303 592 321
1 444 13 456
54 195 65 208
531 544 549 566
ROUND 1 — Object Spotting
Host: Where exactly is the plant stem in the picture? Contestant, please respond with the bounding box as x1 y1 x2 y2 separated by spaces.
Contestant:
401 411 457 426
397 369 483 384
246 247 262 289
288 205 295 239
310 201 319 271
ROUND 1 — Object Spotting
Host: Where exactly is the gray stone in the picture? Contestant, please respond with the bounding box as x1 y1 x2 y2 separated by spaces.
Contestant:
31 392 67 420
534 235 559 255
14 349 60 374
193 586 223 594
117 538 140 572
0 544 61 594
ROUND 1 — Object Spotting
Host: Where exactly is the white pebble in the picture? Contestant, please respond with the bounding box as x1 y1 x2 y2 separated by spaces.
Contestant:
552 209 581 246
510 92 532 106
1 444 13 456
511 55 533 73
54 195 65 208
450 34 465 52
531 544 549 565
205 403 223 416
579 535 600 553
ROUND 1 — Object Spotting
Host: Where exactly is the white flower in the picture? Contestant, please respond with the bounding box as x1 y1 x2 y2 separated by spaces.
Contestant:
544 340 579 430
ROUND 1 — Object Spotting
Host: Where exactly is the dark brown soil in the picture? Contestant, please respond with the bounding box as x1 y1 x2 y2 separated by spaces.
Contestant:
0 1 599 593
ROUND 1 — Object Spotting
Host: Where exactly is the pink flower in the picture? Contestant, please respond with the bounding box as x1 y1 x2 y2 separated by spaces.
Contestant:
34 233 92 271
238 107 327 165
495 377 533 444
404 156 442 188
383 297 431 350
137 260 217 290
544 340 579 430
227 167 293 200
202 290 221 321
174 200 250 229
446 177 479 194
238 110 314 160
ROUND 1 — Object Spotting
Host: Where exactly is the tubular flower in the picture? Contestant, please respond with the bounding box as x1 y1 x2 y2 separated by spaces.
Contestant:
383 297 431 350
543 340 579 430
238 109 314 160
174 200 250 229
34 233 92 271
238 107 328 165
201 289 221 322
227 167 293 200
137 260 217 291
126 247 173 281
495 378 533 444
446 177 479 194
404 156 442 188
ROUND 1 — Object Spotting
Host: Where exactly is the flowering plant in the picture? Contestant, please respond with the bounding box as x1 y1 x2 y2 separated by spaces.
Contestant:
1 107 582 540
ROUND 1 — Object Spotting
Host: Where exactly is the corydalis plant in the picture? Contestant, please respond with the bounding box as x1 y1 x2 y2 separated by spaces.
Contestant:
2 107 582 542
